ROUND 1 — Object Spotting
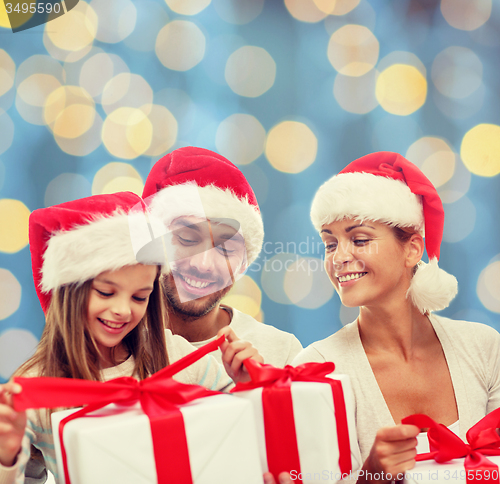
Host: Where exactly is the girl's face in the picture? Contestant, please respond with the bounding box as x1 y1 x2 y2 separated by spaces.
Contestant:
87 264 157 364
321 218 413 309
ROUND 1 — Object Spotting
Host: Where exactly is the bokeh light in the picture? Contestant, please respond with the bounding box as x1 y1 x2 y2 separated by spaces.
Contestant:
334 69 379 114
0 199 30 253
442 196 476 243
221 275 262 319
102 107 153 159
461 124 500 177
156 20 206 71
0 110 14 156
261 253 298 304
143 105 178 157
44 1 98 62
165 0 210 15
44 173 92 207
90 0 137 44
101 73 153 115
92 162 143 195
376 64 427 116
0 50 15 98
319 0 360 15
283 257 334 309
0 269 21 320
265 121 318 174
0 329 38 380
441 0 492 31
213 0 264 25
327 24 379 76
54 112 103 157
433 83 485 120
285 0 328 23
216 114 266 165
225 46 276 98
431 47 483 99
477 258 500 313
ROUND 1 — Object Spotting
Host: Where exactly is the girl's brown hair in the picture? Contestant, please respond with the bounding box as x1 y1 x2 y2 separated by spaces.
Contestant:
17 266 168 381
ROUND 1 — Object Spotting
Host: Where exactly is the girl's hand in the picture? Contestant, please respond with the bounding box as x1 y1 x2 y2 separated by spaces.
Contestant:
360 424 419 483
0 381 26 467
263 472 293 484
217 326 264 383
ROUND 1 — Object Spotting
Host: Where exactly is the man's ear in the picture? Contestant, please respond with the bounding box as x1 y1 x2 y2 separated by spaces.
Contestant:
406 233 425 268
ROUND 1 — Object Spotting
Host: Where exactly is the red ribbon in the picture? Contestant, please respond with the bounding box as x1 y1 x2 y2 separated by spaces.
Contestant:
13 335 225 484
402 409 500 483
231 360 352 483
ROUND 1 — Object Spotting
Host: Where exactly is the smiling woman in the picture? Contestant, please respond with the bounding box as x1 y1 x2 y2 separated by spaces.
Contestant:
293 151 500 484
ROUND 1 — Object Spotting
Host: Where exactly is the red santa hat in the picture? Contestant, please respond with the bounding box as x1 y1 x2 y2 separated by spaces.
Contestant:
29 191 164 313
142 146 264 267
310 151 458 314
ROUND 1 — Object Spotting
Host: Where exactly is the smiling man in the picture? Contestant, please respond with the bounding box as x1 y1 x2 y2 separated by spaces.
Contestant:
142 146 303 367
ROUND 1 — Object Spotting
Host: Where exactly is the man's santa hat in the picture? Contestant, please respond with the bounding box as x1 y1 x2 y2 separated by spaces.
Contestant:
310 151 458 314
30 191 163 313
142 146 264 268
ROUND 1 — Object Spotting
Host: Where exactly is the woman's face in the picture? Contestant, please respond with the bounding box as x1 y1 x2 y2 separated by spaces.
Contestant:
87 264 157 364
321 218 412 309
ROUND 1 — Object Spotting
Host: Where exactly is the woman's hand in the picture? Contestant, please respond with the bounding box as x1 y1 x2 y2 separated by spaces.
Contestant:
360 424 420 483
263 471 293 484
217 326 264 383
0 381 26 467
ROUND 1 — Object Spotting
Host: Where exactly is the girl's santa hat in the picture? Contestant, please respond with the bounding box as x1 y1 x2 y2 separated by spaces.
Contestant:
310 151 458 314
142 146 264 267
29 191 163 313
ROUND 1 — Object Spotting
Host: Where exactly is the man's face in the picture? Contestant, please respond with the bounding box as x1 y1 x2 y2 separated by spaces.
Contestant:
162 216 247 317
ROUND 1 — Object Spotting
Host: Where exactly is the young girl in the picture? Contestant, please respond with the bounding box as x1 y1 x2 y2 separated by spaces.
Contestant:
0 191 261 484
292 152 500 483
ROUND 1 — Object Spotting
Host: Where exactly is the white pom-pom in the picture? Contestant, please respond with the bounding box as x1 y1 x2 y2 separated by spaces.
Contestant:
407 258 458 314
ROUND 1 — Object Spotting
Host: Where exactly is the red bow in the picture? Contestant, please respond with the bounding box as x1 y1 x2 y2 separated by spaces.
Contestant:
403 409 500 483
232 360 352 483
14 335 225 484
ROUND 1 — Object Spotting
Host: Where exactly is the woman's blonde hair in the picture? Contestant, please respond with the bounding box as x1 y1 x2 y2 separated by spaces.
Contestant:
17 266 168 381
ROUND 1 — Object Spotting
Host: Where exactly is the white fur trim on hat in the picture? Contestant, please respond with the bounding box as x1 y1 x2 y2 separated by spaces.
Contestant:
41 211 160 292
407 258 458 314
147 183 264 266
310 172 424 233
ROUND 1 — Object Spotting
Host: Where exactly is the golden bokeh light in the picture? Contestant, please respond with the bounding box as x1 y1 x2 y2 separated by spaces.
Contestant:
261 253 298 305
92 162 143 195
285 0 328 22
0 0 35 29
328 24 379 77
225 46 276 97
156 20 206 72
44 86 95 139
0 270 22 320
0 50 15 97
80 53 129 100
165 0 211 15
477 260 500 313
0 1 10 28
102 107 153 159
315 0 360 15
265 121 317 174
101 177 144 196
283 257 334 309
461 124 500 177
0 199 30 253
215 114 266 165
406 137 456 188
54 112 103 157
143 105 178 157
441 0 491 31
101 73 153 115
45 1 98 61
376 64 427 116
222 275 262 318
91 0 137 43
431 47 482 99
333 70 379 114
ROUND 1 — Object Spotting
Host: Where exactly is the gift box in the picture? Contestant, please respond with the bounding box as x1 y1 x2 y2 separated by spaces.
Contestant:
14 336 263 484
401 410 500 484
231 360 362 484
51 395 263 484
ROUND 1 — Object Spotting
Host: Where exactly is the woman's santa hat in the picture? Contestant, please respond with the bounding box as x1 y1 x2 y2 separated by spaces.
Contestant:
310 151 458 314
142 146 264 267
30 191 163 313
